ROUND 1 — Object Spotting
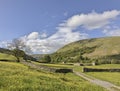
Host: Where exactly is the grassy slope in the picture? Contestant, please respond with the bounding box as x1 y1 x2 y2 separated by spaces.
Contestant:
0 53 16 61
55 36 120 60
74 64 120 86
0 61 107 91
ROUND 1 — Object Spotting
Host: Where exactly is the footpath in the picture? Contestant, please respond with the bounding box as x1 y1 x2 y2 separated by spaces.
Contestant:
73 70 120 91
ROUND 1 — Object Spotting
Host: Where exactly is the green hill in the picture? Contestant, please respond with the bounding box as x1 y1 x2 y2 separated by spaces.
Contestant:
0 53 17 61
31 54 46 60
51 37 120 63
0 48 12 54
0 48 36 62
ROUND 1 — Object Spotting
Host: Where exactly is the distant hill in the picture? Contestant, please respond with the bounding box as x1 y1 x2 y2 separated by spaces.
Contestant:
31 54 45 59
51 37 120 63
0 53 17 61
0 48 36 62
0 48 12 54
31 54 49 62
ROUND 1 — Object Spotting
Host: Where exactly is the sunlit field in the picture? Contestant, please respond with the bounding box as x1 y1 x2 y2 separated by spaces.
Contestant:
74 64 120 86
0 53 16 61
0 61 107 91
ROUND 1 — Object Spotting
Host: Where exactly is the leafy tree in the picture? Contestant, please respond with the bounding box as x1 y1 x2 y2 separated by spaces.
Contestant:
12 49 25 62
76 52 85 63
44 55 51 63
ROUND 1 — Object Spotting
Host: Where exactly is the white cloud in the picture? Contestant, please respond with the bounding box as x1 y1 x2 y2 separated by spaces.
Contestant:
23 30 88 54
20 17 88 53
27 32 39 40
0 41 8 48
103 29 120 36
62 10 120 30
41 33 47 38
102 25 120 36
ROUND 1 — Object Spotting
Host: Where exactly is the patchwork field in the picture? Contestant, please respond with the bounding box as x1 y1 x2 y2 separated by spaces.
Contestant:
0 61 107 91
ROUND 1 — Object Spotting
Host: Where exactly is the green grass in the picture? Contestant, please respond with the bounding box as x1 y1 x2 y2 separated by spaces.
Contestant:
0 61 107 91
74 66 84 72
86 72 120 86
32 61 73 69
74 64 120 86
86 64 120 69
0 53 16 61
85 64 120 86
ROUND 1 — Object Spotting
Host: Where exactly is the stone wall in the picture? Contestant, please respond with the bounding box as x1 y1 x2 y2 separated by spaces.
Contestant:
21 61 73 73
83 67 120 72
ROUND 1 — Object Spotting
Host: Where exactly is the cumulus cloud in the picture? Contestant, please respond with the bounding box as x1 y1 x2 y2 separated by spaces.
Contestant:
27 32 39 40
0 41 8 48
61 10 120 30
41 33 47 38
22 30 88 54
103 28 120 36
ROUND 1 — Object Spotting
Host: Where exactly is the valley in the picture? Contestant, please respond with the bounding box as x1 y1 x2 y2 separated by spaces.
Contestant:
0 37 120 91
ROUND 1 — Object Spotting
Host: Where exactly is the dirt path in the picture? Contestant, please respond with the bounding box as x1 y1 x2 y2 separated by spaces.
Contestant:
73 71 120 91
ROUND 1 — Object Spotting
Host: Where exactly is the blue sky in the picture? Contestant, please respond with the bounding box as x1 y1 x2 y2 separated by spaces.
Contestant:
0 0 120 54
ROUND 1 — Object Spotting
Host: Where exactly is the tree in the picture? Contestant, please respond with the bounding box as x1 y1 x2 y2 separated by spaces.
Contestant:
12 49 25 62
8 38 25 50
76 52 84 63
7 38 32 62
44 55 51 63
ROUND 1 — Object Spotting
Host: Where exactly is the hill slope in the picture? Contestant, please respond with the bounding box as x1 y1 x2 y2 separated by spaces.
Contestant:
0 48 36 62
0 53 17 61
51 37 120 63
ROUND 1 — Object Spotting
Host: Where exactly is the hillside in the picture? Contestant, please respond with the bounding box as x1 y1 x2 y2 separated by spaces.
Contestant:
0 48 12 54
0 53 17 61
51 37 120 63
0 48 36 62
31 54 46 60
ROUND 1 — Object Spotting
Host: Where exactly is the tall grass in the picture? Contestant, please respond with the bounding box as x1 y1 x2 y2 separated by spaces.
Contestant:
0 61 106 91
86 64 120 68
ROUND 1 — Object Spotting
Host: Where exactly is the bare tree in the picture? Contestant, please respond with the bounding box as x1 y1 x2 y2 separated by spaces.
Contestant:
7 38 32 62
8 38 26 50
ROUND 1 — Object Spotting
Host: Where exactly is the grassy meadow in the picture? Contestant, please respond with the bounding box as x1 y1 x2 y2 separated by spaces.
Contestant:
32 61 73 69
85 64 120 86
0 53 16 61
0 61 107 91
86 72 120 86
74 64 120 86
85 64 120 68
